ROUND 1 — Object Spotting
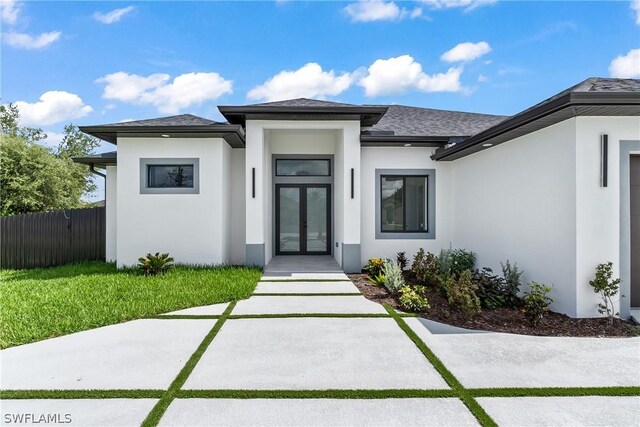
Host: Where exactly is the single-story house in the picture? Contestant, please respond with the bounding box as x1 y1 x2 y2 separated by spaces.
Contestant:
75 77 640 319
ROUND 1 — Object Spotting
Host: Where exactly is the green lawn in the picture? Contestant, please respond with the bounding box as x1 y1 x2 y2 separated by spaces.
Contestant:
0 261 261 349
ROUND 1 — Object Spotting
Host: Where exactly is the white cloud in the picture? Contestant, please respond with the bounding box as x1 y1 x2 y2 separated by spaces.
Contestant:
13 91 93 126
2 31 61 49
358 55 463 97
247 63 355 102
420 0 497 12
609 48 640 78
1 0 21 24
477 74 489 83
39 131 65 149
97 71 233 114
632 0 640 25
344 0 422 22
93 6 135 24
441 41 492 62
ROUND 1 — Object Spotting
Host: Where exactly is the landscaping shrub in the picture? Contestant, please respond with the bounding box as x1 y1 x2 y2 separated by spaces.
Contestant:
589 262 622 324
399 286 430 312
473 267 508 309
500 260 523 308
364 257 385 278
411 248 440 285
137 252 174 276
523 282 553 326
439 245 476 278
369 273 386 286
382 259 405 295
396 251 408 270
442 269 481 318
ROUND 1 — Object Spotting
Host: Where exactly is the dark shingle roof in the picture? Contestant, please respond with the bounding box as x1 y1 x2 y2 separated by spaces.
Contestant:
245 98 358 108
98 114 222 127
364 105 508 137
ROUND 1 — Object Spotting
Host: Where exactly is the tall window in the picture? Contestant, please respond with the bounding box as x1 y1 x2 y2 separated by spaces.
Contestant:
380 175 427 232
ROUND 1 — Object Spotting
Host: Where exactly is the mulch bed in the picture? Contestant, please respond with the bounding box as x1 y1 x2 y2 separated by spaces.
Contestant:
348 273 640 337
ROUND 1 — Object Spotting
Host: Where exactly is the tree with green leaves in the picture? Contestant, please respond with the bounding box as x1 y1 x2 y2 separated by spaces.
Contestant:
0 104 101 216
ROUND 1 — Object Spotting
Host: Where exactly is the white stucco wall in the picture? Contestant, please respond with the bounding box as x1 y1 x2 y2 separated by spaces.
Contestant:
451 119 579 316
115 137 231 267
360 146 453 267
105 165 117 262
575 116 640 317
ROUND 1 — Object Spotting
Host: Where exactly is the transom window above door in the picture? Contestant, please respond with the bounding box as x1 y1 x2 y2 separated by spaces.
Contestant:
276 159 331 176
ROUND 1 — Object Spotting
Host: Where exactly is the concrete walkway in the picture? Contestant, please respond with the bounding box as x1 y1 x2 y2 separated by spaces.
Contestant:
1 271 639 426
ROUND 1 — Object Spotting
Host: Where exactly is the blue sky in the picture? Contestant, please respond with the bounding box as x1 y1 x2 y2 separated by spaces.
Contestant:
2 1 640 199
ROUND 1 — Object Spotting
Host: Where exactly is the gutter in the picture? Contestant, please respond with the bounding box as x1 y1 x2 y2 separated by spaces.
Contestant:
89 163 106 201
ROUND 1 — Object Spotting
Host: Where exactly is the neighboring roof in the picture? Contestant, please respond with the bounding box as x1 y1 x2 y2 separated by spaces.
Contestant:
73 151 117 167
218 99 388 127
80 114 245 148
362 105 507 141
433 77 640 161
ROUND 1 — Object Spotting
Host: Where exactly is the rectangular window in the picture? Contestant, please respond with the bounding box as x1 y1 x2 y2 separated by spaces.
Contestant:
381 175 428 233
140 158 199 194
147 165 194 188
276 159 331 176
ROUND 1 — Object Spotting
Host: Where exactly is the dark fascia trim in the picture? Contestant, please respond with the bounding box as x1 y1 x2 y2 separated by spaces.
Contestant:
78 125 246 148
432 91 640 161
73 154 117 167
218 105 388 127
360 135 451 147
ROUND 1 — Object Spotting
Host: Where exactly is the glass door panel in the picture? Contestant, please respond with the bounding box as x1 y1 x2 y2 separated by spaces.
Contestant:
306 187 328 253
278 187 300 253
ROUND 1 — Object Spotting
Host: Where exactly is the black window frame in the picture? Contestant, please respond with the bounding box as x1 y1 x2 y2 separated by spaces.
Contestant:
380 174 429 233
275 158 332 177
147 164 195 189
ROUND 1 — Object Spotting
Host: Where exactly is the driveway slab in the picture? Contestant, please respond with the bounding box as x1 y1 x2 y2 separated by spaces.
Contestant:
162 302 229 316
159 398 478 426
232 295 387 315
261 273 350 281
478 396 640 427
254 281 360 294
406 318 640 388
0 399 157 427
183 317 449 390
0 319 213 390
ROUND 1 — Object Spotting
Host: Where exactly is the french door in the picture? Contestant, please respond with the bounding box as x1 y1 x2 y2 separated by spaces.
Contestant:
276 184 331 255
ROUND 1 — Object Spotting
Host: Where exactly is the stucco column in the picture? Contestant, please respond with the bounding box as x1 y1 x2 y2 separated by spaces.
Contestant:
245 121 266 266
340 122 362 272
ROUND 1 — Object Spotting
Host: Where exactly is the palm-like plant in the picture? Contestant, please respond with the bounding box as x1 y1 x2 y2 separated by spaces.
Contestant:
137 252 175 276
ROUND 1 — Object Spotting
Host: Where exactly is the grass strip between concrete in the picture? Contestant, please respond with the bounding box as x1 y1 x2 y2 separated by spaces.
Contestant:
469 386 640 397
175 389 458 399
384 304 498 427
0 390 165 399
140 301 237 427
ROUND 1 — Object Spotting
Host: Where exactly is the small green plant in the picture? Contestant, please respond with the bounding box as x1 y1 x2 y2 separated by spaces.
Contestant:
589 262 622 324
399 286 430 312
473 267 507 309
364 258 385 278
137 252 174 276
369 273 386 286
443 269 481 318
523 282 553 326
501 260 523 308
396 251 408 270
439 245 476 278
382 259 405 295
411 248 440 285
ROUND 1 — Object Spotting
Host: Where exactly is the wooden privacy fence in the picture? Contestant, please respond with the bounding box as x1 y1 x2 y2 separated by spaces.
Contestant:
1 207 105 269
